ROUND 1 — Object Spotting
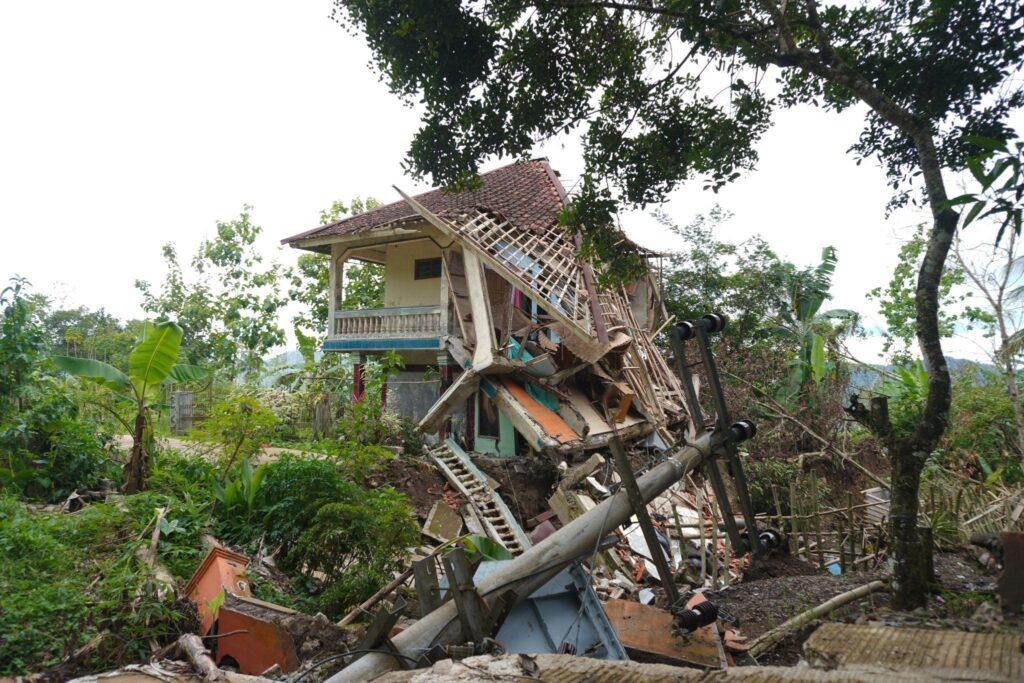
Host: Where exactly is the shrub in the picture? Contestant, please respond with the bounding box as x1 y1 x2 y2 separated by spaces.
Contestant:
192 395 277 480
941 375 1021 483
0 376 120 502
45 420 121 499
244 387 304 441
0 492 202 677
256 455 417 616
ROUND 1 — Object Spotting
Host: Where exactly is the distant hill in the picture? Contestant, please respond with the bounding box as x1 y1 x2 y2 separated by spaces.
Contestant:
849 356 994 391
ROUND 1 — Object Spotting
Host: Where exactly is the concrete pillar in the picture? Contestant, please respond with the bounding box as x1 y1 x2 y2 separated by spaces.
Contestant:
438 352 452 439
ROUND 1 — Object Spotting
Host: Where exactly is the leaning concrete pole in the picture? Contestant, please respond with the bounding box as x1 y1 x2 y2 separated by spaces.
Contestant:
328 429 727 682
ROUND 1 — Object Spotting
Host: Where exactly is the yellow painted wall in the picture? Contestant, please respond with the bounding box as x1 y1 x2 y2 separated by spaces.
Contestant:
383 237 444 307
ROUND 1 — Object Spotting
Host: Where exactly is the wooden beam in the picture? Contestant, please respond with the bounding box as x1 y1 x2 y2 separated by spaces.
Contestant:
462 250 497 371
393 187 607 362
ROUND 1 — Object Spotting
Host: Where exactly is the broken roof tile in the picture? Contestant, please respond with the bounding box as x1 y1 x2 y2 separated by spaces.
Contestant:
281 159 566 245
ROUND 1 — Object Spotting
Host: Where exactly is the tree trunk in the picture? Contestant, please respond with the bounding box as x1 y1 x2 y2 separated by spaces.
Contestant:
888 440 929 608
312 393 334 441
124 411 148 493
886 189 957 608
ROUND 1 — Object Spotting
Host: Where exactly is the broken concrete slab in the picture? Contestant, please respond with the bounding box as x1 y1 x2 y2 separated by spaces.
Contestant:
423 500 463 543
804 623 1024 682
559 453 605 490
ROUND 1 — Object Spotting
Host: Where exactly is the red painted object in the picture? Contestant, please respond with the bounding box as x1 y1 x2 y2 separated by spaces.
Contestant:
215 594 300 675
183 547 252 635
184 547 300 675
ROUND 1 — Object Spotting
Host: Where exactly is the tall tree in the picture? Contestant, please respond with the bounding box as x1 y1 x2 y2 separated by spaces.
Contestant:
136 206 288 379
336 0 1024 606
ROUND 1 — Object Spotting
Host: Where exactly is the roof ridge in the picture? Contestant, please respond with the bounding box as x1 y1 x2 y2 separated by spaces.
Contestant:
282 158 566 246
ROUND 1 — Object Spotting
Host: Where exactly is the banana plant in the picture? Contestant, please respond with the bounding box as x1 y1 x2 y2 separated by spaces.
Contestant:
773 246 857 406
211 459 267 520
53 321 206 492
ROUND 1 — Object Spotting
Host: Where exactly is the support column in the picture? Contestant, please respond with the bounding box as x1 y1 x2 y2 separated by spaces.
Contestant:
465 386 475 451
330 246 348 338
438 353 452 439
351 352 366 404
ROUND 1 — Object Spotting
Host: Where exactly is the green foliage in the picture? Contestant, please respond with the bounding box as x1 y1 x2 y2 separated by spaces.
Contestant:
880 361 931 438
1 279 122 501
658 206 794 346
0 276 45 411
745 459 832 516
774 247 857 406
337 351 405 444
193 395 277 477
136 207 287 379
335 0 1023 272
463 534 514 561
258 457 352 553
211 460 267 540
0 490 206 677
294 487 417 581
939 369 1023 483
948 137 1024 244
35 302 137 368
253 454 416 616
53 321 208 492
868 225 969 362
342 261 385 311
316 564 392 617
42 420 121 499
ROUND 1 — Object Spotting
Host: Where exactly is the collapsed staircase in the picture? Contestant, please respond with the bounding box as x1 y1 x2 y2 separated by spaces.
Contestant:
429 438 531 556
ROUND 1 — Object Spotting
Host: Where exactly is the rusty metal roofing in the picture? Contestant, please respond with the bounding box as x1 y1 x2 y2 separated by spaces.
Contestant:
281 159 567 246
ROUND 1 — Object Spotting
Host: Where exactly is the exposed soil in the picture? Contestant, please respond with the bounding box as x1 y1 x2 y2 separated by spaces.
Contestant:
739 553 820 583
370 456 448 521
705 548 1013 667
471 455 558 524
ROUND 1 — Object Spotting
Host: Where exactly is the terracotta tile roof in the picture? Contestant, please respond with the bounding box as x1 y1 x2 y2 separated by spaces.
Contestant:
282 159 568 246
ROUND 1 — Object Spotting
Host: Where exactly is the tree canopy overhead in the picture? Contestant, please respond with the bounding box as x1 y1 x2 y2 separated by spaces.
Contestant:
336 1 1021 210
336 0 1024 610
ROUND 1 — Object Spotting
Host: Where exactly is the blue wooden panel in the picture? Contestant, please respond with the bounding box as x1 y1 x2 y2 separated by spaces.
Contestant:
323 337 441 351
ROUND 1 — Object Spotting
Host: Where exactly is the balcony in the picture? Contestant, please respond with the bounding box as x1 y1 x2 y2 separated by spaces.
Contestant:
324 306 443 352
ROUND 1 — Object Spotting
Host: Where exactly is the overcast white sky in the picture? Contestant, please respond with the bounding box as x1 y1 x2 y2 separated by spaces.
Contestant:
1 1 1017 364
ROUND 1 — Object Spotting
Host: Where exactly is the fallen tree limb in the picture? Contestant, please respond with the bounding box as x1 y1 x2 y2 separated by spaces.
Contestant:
179 634 223 682
337 566 415 627
747 580 887 658
136 506 176 601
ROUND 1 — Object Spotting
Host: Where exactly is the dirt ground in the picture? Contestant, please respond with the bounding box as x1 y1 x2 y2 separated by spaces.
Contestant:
471 454 558 524
369 456 449 521
706 548 1014 666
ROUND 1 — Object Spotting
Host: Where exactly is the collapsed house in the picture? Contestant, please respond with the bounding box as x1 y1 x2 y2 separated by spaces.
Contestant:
281 159 690 457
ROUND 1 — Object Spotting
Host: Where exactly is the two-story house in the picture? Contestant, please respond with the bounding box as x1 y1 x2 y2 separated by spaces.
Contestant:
281 159 689 458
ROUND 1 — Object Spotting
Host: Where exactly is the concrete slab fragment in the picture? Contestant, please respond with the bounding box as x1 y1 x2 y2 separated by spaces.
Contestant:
423 500 463 543
805 623 1024 682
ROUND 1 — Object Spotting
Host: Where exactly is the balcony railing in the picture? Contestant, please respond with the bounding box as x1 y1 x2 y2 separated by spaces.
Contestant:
325 306 443 351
